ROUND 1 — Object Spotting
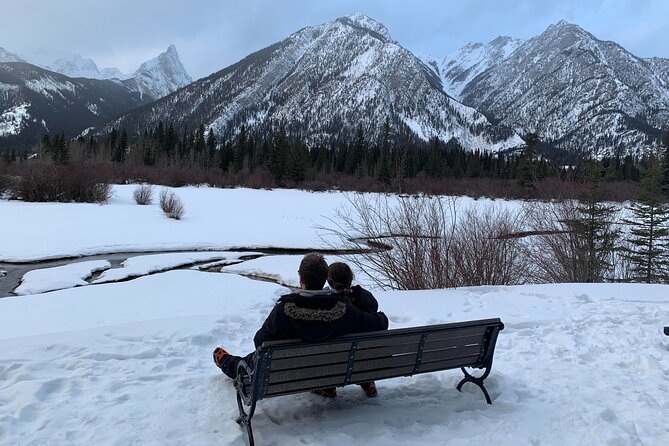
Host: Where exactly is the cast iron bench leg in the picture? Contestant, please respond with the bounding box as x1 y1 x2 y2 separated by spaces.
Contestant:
456 366 492 405
236 390 257 446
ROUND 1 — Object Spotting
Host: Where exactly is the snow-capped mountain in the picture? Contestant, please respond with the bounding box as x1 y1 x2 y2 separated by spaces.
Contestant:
101 14 522 150
121 45 192 100
457 21 669 156
437 37 523 98
46 53 129 80
0 47 24 63
645 57 669 87
0 62 150 149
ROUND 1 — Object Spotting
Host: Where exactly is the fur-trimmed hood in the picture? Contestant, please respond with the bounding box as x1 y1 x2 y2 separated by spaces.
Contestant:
284 301 347 322
253 290 389 346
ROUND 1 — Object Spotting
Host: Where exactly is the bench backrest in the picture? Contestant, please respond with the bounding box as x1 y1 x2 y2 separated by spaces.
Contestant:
243 318 504 400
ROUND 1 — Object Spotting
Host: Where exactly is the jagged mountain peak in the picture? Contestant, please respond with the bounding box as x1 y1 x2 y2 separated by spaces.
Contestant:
100 15 522 151
457 21 669 156
438 35 523 98
133 45 187 76
336 13 392 40
0 46 24 63
124 45 192 100
48 53 100 78
537 20 599 49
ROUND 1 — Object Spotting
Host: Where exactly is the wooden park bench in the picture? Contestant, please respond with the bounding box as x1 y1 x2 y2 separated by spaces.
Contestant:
232 317 505 445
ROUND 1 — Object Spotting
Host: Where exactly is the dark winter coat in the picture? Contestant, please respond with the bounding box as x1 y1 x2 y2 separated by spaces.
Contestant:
253 289 388 348
340 285 378 313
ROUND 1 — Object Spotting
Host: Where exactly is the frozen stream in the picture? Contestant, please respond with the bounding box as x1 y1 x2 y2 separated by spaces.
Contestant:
0 247 372 297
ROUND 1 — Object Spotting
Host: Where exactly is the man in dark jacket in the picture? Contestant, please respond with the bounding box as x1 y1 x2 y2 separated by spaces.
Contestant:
213 253 389 397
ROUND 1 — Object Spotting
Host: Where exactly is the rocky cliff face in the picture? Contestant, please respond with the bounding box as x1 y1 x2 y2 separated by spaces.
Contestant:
122 45 192 100
101 14 522 150
457 21 669 155
436 36 523 99
0 62 149 148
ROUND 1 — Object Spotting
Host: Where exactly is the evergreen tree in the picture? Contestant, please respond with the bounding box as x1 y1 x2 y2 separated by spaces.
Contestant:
269 126 289 182
345 124 366 175
233 125 247 173
566 164 620 282
194 124 206 168
53 132 69 165
517 132 539 194
621 154 669 283
206 128 217 169
286 142 308 183
112 130 127 163
141 131 155 166
661 125 669 197
377 118 392 185
426 137 442 178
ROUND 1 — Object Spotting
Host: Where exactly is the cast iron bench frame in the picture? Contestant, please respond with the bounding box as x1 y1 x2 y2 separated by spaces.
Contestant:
233 317 504 445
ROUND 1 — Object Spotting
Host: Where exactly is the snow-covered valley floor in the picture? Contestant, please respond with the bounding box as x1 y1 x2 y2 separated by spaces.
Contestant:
1 186 668 445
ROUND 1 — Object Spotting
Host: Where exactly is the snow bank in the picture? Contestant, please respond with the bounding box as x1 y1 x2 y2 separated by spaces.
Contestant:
1 274 668 445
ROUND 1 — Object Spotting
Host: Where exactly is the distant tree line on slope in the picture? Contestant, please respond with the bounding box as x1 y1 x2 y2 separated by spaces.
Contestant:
1 120 668 202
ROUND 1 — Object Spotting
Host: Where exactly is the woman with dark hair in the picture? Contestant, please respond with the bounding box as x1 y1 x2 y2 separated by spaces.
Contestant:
328 261 382 397
327 262 379 313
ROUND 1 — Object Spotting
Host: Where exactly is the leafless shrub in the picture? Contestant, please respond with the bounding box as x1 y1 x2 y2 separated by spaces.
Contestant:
323 194 531 290
322 194 460 290
451 206 530 286
159 188 185 220
133 184 154 205
523 200 620 282
9 163 112 203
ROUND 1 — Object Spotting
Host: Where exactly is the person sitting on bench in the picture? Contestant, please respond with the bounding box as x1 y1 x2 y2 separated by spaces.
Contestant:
327 261 382 397
213 253 389 398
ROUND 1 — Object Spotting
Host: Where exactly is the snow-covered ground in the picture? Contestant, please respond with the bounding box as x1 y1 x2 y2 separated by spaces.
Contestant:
1 185 668 445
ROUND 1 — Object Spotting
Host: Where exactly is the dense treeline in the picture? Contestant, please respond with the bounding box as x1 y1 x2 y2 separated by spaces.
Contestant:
2 120 668 202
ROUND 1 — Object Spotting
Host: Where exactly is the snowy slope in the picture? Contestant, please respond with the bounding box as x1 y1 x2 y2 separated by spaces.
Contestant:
1 272 667 445
0 46 24 63
0 102 32 137
1 184 668 444
0 62 150 148
102 14 523 151
46 53 130 80
438 36 523 98
459 21 669 155
645 57 669 89
122 45 192 100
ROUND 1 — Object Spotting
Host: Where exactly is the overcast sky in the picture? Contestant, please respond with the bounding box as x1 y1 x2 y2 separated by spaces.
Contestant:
2 0 668 79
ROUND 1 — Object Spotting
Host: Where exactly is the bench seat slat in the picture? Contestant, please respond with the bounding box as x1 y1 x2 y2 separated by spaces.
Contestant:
354 342 420 360
356 334 422 349
349 365 416 383
352 354 417 372
418 354 482 373
266 376 345 396
270 351 350 371
424 325 488 342
423 334 484 350
269 342 352 359
269 363 349 384
421 344 482 363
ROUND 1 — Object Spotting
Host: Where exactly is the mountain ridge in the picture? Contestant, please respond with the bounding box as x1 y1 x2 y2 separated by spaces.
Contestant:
452 20 669 155
97 14 523 151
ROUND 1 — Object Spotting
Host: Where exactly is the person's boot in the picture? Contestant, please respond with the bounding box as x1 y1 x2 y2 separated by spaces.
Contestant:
311 387 337 398
213 347 230 370
359 381 377 397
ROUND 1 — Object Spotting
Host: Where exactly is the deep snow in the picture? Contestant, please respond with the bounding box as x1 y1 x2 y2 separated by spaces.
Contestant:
1 185 668 445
